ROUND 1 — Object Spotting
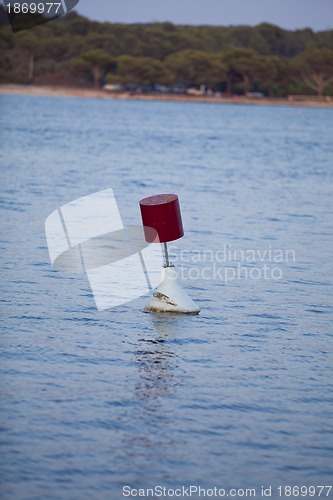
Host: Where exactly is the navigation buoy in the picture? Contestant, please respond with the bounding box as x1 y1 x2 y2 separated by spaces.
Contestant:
139 194 200 314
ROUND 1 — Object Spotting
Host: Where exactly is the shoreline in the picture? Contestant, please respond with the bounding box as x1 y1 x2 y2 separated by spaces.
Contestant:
1 84 333 108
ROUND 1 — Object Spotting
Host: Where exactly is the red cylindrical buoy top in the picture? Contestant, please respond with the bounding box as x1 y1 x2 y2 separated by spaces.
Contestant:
139 194 184 243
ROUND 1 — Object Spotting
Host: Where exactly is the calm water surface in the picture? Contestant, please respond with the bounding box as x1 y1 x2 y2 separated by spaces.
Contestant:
1 95 333 499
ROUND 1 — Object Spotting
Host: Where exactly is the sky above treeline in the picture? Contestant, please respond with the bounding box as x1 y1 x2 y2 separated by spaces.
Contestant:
75 0 333 31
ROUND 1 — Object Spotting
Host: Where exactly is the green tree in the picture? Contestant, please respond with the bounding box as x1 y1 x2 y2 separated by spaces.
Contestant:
14 31 42 82
226 25 269 54
255 23 285 55
254 55 289 96
73 49 113 88
221 48 261 94
165 50 225 87
292 48 333 95
115 55 171 86
80 33 120 55
316 30 333 51
0 20 13 82
40 37 70 61
1 8 333 93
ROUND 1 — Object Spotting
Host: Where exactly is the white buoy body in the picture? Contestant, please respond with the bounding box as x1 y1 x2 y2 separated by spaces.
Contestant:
144 266 200 314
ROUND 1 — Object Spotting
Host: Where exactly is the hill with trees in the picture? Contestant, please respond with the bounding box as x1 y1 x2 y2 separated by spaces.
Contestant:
1 7 333 96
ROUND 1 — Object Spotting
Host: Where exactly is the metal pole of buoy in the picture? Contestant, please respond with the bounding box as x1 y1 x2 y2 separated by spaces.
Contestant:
163 242 170 267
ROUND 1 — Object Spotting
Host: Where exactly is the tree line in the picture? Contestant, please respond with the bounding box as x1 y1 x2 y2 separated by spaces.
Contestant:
1 8 333 96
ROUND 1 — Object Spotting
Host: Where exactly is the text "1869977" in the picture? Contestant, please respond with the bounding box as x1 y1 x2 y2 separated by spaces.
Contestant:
5 3 63 14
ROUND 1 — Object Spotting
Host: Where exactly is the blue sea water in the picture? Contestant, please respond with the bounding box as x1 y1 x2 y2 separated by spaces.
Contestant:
0 94 333 499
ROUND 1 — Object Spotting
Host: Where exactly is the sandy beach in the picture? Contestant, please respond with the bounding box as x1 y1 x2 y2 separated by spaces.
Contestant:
1 84 332 108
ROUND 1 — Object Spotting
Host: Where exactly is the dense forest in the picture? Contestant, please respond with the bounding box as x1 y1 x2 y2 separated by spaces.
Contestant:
1 7 333 96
